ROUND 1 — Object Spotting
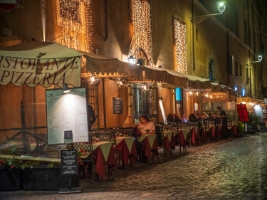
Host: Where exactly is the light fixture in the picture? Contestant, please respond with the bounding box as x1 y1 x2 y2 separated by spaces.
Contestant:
191 2 226 24
141 83 150 91
158 97 163 101
251 55 263 63
116 78 127 88
62 83 70 94
128 55 136 64
89 74 100 86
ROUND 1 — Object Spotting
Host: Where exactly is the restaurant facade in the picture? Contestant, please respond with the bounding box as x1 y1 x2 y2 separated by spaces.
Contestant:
0 0 266 166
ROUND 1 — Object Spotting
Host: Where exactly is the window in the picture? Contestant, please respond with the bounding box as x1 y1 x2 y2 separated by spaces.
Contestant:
134 87 157 119
239 64 242 77
173 18 188 73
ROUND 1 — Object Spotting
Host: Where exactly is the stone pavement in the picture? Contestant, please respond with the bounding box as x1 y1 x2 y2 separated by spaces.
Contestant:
1 133 267 200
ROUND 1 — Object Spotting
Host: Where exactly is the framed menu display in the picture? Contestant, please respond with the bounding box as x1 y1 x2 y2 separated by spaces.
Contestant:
46 88 89 144
61 150 78 175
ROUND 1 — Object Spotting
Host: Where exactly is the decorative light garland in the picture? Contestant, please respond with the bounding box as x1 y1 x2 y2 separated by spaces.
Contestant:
57 0 93 53
174 18 188 73
131 0 153 65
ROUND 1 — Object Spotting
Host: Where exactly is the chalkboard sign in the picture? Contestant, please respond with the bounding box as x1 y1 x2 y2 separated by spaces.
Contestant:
113 97 123 114
61 150 78 175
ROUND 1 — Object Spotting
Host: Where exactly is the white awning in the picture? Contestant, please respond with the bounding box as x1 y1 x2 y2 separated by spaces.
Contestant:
0 41 82 87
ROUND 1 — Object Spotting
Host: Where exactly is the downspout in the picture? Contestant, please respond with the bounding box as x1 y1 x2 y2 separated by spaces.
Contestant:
102 78 107 128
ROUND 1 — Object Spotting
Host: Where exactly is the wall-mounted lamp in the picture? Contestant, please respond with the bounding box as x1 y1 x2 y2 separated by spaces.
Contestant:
128 55 136 64
191 2 226 24
128 47 150 65
251 55 263 63
62 83 70 94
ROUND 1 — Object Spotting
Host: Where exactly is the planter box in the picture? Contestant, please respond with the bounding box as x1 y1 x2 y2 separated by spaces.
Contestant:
0 169 23 191
23 167 79 190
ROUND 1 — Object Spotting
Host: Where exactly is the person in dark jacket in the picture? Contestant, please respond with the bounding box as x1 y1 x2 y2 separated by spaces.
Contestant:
167 113 181 124
87 104 96 131
217 106 228 139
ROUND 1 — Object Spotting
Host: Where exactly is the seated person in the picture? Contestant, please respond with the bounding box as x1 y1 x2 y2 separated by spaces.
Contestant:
198 113 207 128
137 114 155 134
189 113 198 122
181 114 188 123
167 113 181 124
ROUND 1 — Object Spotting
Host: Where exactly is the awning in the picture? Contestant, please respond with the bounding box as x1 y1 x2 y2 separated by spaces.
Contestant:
0 41 82 87
142 65 187 87
84 53 143 80
142 65 213 89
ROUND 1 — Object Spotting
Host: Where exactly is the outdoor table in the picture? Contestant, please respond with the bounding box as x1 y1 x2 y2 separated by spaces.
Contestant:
91 141 117 179
177 129 190 152
179 128 191 146
207 125 215 140
163 130 175 154
115 136 137 168
137 134 158 161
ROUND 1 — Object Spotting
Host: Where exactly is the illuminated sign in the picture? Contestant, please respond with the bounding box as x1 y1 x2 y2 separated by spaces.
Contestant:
175 88 182 101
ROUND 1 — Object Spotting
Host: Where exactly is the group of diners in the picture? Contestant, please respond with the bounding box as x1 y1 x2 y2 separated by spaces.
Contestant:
166 106 229 140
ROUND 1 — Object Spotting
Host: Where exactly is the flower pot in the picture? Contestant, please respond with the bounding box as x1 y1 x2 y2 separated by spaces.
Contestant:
23 167 79 190
0 168 23 191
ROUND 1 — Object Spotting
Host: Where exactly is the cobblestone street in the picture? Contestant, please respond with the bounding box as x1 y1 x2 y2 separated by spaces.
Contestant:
1 133 267 200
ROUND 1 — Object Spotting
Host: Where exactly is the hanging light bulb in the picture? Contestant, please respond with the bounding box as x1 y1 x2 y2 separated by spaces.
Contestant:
89 74 100 86
141 83 150 91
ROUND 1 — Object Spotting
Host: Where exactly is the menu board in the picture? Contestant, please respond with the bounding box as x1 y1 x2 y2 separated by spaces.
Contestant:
46 88 89 144
61 150 78 175
113 97 123 114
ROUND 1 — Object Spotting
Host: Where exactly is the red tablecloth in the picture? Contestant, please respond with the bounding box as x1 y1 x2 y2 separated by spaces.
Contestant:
209 126 215 139
116 137 137 166
178 130 190 148
91 142 117 178
138 134 158 160
232 124 238 136
163 131 175 152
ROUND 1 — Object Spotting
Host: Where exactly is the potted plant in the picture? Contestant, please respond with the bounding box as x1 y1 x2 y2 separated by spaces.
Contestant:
0 157 27 191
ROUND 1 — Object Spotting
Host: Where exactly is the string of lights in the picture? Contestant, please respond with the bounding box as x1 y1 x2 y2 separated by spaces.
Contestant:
58 0 93 53
131 0 152 65
174 19 188 73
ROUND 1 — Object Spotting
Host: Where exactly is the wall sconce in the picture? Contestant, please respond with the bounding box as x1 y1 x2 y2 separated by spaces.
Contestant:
128 55 136 64
89 74 100 86
62 83 70 94
141 83 150 91
191 2 226 24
